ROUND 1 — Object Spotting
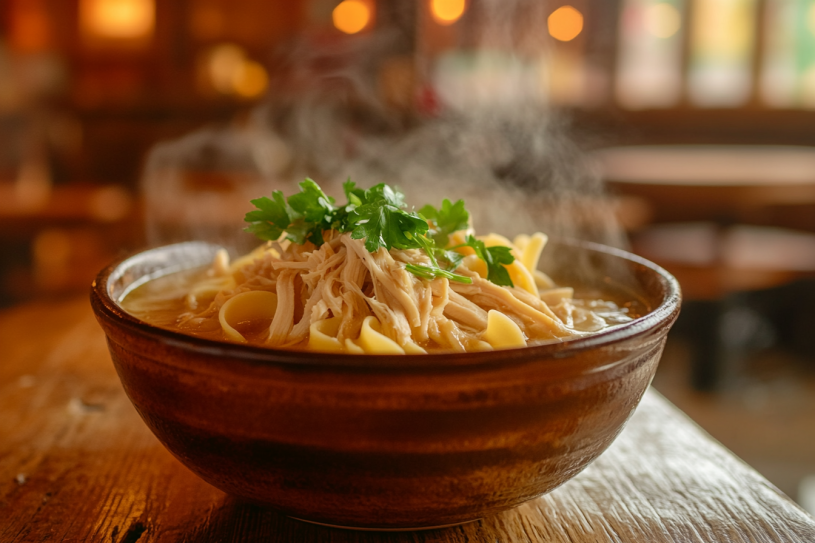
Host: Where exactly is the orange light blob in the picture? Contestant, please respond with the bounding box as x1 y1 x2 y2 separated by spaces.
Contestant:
200 44 268 99
207 44 246 94
548 5 584 42
80 0 155 40
431 0 466 25
232 61 269 99
333 0 372 35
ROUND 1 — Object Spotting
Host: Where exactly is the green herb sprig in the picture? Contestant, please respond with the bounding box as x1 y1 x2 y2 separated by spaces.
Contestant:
244 178 515 286
456 236 515 287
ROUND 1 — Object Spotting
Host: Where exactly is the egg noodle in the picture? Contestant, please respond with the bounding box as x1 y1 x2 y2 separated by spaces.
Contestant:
133 180 636 354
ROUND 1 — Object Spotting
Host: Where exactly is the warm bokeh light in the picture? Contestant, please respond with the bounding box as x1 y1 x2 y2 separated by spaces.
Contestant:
332 0 371 34
207 44 246 94
232 61 269 99
645 3 681 39
548 6 584 42
202 44 268 99
431 0 467 25
80 0 155 39
616 0 684 109
688 0 755 107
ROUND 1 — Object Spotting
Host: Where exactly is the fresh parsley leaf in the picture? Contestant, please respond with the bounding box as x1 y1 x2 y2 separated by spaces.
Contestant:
420 199 469 247
285 219 324 246
243 221 281 241
403 232 471 283
350 203 428 253
287 178 335 224
461 235 515 287
345 183 429 252
362 183 406 208
437 249 465 271
342 179 365 208
243 191 293 241
283 179 337 245
245 180 337 245
484 245 515 287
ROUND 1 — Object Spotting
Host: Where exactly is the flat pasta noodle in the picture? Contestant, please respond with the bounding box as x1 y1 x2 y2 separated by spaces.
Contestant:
124 228 638 354
219 291 278 343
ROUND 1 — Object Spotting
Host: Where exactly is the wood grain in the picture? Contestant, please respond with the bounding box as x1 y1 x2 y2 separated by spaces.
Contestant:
1 296 814 542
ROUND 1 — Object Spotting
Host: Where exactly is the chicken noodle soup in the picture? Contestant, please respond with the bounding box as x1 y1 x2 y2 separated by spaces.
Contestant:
122 180 639 353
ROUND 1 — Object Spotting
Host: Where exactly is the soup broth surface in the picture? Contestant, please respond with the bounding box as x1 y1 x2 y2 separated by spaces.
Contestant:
122 265 647 352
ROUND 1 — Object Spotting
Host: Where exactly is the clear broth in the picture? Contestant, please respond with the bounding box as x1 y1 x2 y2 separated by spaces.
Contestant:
121 266 647 351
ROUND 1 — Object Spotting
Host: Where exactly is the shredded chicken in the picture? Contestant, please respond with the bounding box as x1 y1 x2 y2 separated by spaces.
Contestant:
177 231 632 352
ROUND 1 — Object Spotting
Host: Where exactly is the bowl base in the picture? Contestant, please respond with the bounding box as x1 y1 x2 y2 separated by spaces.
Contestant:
288 516 481 532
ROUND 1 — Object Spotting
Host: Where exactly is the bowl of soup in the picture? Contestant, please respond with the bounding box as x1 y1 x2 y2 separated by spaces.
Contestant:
90 237 680 530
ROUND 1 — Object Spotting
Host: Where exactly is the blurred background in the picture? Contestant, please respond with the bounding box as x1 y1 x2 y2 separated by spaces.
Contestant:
1 0 814 515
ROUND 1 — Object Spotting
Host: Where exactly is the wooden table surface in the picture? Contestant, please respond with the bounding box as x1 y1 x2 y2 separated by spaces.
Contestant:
595 145 815 228
2 296 815 543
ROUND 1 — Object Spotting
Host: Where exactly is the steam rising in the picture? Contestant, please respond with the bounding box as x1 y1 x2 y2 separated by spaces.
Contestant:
340 109 622 245
142 0 624 256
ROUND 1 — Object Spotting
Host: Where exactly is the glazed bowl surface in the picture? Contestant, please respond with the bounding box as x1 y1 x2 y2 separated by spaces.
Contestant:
90 239 680 530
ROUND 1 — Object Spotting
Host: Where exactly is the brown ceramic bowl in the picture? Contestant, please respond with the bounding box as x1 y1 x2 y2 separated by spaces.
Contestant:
90 239 680 530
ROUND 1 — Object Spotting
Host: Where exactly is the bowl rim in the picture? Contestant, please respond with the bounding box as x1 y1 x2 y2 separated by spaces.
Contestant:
90 239 681 370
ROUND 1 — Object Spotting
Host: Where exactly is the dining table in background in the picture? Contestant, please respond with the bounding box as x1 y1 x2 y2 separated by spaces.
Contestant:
596 144 815 297
2 295 815 542
597 145 815 225
596 145 815 391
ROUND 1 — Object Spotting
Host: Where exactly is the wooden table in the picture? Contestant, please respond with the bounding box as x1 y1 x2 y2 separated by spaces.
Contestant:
2 297 814 542
596 145 815 220
595 145 815 391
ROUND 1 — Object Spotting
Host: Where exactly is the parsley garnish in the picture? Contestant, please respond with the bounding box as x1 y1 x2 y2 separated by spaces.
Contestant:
457 235 515 287
419 199 469 247
244 191 295 242
244 179 516 286
347 184 430 253
244 179 334 246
